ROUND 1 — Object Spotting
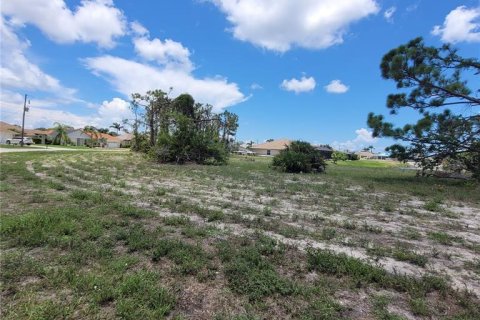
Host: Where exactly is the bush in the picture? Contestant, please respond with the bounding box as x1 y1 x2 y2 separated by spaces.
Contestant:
151 114 228 165
331 151 348 164
272 141 326 173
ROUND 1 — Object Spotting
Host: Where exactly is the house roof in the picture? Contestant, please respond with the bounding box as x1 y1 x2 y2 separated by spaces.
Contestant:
85 132 121 142
118 133 133 141
0 121 21 133
314 145 333 152
24 129 53 136
356 151 376 157
250 139 291 150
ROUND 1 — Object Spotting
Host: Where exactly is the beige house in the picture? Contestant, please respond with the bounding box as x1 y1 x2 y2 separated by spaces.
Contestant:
250 139 291 156
355 151 389 160
356 151 376 159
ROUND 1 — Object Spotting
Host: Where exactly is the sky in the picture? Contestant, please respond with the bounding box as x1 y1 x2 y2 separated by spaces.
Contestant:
1 0 479 151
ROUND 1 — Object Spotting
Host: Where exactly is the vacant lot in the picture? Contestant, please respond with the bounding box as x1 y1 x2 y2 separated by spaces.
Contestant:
1 151 479 319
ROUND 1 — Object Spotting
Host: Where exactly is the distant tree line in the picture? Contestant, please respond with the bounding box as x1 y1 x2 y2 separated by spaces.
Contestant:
130 90 239 165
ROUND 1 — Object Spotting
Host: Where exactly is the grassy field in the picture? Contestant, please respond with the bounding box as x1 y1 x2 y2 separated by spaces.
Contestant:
1 152 479 319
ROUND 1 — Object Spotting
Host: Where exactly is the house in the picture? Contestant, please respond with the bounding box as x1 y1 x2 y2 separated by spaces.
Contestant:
66 129 91 146
118 133 133 148
356 151 376 159
355 151 389 160
314 145 334 159
24 129 55 144
250 139 291 156
0 121 21 144
100 133 121 148
233 147 255 156
84 132 122 148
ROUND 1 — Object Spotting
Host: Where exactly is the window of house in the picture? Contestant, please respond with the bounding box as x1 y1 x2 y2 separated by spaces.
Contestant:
267 150 271 155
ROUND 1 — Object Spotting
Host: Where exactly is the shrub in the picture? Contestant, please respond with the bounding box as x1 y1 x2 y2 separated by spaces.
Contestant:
151 114 228 165
272 140 326 173
331 151 348 164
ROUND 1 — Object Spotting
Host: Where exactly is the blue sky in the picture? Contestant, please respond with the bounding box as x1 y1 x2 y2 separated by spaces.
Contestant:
1 0 479 151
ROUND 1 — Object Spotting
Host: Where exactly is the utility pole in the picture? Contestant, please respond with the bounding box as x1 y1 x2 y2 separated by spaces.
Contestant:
20 94 28 147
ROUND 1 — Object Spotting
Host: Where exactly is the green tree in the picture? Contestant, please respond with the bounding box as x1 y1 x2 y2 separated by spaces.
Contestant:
52 122 71 145
172 93 195 118
84 126 100 147
367 38 480 179
132 90 171 147
219 110 239 147
110 122 123 134
272 141 326 173
132 90 235 165
331 151 348 164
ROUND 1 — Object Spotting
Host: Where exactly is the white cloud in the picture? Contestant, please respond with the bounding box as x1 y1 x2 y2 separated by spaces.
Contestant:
250 83 263 90
432 6 480 43
211 0 379 52
384 6 396 22
97 98 133 126
0 16 75 96
1 0 127 48
130 21 149 37
354 128 376 143
84 55 245 112
324 80 349 94
0 90 132 129
332 128 377 151
133 36 193 72
280 76 316 93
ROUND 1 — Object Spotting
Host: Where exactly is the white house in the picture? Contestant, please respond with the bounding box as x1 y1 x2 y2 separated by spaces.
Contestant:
0 121 19 144
66 129 91 146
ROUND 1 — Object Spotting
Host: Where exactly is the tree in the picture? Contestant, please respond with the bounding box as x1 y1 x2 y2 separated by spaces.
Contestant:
52 122 71 145
131 90 170 147
172 93 195 118
331 151 348 164
367 38 480 179
219 110 239 147
272 141 326 173
84 126 100 147
132 90 237 165
110 122 123 134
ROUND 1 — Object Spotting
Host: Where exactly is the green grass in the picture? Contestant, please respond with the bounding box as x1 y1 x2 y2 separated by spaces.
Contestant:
1 151 479 319
152 238 212 276
307 248 446 297
332 159 403 168
218 239 296 301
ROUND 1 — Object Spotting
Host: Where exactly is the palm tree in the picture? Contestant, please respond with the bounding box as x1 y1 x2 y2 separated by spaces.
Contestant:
110 122 123 135
84 125 99 147
53 122 71 145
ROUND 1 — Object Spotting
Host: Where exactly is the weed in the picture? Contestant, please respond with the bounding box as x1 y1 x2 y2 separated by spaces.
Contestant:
372 295 405 320
48 181 66 190
320 227 337 240
152 239 210 275
392 248 428 267
428 231 461 245
218 241 295 301
409 297 430 316
423 198 442 212
163 215 191 226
